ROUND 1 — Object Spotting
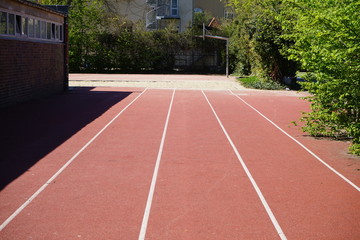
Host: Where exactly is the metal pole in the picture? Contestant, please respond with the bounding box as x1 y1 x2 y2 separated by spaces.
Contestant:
203 23 205 40
197 34 229 77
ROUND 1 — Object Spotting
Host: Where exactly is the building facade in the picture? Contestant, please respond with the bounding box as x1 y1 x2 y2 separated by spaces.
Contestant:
194 0 229 19
145 0 193 32
0 0 68 108
107 0 228 32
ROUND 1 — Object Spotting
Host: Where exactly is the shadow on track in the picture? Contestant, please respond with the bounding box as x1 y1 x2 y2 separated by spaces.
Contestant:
0 87 132 190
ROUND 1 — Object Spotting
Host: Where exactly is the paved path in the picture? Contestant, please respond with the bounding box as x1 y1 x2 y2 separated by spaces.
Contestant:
1 75 359 239
69 73 246 90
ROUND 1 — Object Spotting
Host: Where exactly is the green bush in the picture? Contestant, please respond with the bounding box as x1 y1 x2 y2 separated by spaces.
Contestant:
227 0 298 82
279 0 360 155
237 76 285 90
79 30 197 73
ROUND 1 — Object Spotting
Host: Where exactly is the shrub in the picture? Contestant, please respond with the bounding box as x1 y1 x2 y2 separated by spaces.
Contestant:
237 76 285 90
279 0 360 154
227 0 298 82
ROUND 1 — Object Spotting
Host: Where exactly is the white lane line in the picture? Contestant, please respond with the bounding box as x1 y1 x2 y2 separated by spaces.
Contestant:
229 90 360 192
0 89 148 231
202 90 287 240
138 89 176 240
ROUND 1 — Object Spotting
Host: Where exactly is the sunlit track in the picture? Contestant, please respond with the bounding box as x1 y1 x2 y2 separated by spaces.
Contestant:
1 86 359 239
202 90 287 240
229 89 360 192
139 89 176 240
204 89 360 239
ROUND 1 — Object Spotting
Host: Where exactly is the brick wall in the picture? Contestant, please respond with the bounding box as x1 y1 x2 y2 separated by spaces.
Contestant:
0 39 66 108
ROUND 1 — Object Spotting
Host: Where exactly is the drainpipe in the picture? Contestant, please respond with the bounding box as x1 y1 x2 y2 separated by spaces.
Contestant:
64 14 69 91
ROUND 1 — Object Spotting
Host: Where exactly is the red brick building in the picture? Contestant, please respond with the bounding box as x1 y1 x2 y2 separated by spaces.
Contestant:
0 0 68 108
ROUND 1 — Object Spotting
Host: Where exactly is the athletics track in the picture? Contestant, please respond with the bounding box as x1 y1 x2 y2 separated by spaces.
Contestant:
0 80 359 239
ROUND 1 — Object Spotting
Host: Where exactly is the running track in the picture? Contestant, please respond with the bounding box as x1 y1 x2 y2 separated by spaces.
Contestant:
0 87 359 239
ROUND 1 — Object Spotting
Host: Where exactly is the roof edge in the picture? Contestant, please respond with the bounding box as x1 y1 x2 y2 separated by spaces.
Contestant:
15 0 68 17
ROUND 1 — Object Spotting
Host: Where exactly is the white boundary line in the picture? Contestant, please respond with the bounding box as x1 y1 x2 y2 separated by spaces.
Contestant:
0 88 148 231
229 90 360 192
202 90 287 240
138 89 176 240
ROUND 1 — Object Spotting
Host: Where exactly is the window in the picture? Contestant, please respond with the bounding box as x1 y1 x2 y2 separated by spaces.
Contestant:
55 24 60 40
22 17 28 36
171 0 178 16
41 21 46 39
46 22 51 39
193 8 203 14
60 25 63 41
0 12 7 34
224 8 234 19
8 14 15 35
15 15 21 35
51 23 55 39
0 10 63 42
35 19 40 38
28 18 34 38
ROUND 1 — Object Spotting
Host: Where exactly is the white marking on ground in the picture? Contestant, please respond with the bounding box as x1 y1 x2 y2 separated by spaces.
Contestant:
138 89 176 240
202 90 287 240
0 89 148 231
229 90 360 192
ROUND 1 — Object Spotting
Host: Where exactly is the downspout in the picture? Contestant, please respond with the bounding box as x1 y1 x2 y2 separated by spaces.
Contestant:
64 14 69 91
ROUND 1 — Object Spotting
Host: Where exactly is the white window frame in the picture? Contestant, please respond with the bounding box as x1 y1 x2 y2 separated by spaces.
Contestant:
224 8 234 19
0 8 64 43
170 0 178 16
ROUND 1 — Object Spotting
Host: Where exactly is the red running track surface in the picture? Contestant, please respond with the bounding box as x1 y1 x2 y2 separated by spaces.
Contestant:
0 87 359 239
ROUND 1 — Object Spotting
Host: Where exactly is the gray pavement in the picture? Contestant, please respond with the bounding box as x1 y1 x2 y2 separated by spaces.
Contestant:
69 73 246 90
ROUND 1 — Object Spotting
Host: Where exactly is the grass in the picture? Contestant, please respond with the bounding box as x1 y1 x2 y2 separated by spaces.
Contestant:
237 76 285 90
349 143 360 156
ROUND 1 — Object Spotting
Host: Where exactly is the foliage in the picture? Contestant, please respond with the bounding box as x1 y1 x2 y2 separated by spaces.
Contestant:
278 0 360 154
226 0 297 82
38 0 228 73
38 0 106 71
237 76 285 90
89 29 192 72
189 11 231 67
228 0 360 154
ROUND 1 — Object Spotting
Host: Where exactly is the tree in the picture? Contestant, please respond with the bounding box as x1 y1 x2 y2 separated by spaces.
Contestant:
278 0 360 154
226 0 297 81
38 0 106 71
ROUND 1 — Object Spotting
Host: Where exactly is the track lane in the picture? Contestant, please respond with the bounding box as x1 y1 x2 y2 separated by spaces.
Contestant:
205 90 360 239
1 87 358 239
230 90 360 187
139 89 175 240
202 90 286 239
0 89 173 239
144 90 280 239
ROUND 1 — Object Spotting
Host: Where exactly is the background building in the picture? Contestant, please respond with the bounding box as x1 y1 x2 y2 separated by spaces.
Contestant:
105 0 229 32
0 0 68 108
194 0 229 19
145 0 193 32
